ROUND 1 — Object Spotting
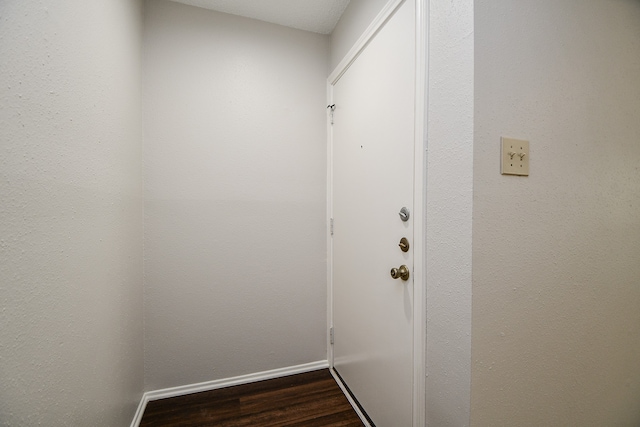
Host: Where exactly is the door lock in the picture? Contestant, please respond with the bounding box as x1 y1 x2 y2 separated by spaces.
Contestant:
390 265 410 281
398 207 410 222
398 237 410 252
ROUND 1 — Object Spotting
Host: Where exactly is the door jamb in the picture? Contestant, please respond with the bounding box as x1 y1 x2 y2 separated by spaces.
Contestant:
326 1 427 426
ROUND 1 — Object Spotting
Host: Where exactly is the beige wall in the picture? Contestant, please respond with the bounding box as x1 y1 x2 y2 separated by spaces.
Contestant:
472 0 640 425
0 1 144 425
143 0 330 391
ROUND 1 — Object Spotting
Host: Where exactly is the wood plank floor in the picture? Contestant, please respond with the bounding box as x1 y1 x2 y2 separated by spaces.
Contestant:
140 369 365 427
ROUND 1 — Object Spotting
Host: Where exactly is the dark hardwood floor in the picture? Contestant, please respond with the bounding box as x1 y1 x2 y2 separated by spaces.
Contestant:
140 369 365 427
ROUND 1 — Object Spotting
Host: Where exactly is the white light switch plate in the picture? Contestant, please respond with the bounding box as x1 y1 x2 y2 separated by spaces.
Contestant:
501 137 529 176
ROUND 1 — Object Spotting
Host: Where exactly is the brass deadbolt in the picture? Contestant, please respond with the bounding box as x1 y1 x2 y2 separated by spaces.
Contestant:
398 237 410 252
390 265 410 281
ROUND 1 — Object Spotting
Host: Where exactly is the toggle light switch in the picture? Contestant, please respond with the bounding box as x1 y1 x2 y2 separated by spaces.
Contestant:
501 137 529 176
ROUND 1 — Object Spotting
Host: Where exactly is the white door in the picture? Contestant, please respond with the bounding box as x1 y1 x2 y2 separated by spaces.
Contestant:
331 1 415 426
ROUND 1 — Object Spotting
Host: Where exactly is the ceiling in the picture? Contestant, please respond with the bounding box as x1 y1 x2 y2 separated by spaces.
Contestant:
168 0 351 34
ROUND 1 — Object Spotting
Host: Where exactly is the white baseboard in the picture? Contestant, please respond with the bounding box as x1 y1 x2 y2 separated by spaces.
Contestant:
129 396 148 427
130 360 329 427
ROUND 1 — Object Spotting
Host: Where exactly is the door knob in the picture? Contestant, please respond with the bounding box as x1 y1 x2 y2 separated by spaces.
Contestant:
390 265 410 281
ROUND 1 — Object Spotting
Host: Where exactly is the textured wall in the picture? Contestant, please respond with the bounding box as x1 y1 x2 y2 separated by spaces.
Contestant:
329 0 388 72
472 0 640 425
0 1 144 426
143 0 329 391
425 0 474 425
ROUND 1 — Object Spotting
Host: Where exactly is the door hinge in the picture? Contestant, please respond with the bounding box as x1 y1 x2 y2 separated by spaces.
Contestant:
327 104 335 125
330 327 334 345
330 218 334 236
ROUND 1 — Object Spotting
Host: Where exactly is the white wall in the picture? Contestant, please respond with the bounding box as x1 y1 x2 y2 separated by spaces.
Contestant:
426 0 474 425
0 1 144 426
329 0 388 72
473 1 640 425
143 0 329 391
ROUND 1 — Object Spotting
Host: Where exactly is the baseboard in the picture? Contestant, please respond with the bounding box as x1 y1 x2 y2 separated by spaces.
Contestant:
129 396 148 427
130 360 329 427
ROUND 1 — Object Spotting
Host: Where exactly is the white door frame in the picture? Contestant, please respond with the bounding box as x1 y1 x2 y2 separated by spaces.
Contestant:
326 0 427 425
